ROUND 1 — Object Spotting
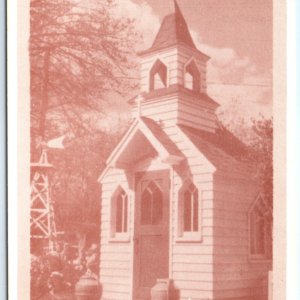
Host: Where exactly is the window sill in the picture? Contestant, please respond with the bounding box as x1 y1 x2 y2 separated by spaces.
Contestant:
176 232 202 243
109 234 130 243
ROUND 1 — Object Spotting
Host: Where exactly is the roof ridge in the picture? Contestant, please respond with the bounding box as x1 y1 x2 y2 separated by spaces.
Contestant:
174 1 196 48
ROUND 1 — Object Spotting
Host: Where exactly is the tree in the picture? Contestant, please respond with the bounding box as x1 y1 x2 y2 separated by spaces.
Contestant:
220 108 273 205
29 0 139 253
248 117 273 207
216 97 256 144
30 0 140 140
217 98 273 202
49 129 122 238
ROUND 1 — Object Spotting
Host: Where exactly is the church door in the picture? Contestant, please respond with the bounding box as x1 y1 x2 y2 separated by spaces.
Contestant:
133 170 170 300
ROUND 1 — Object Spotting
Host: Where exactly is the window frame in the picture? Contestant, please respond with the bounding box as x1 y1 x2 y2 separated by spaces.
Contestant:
176 179 202 242
248 193 273 261
109 185 130 242
149 58 168 91
183 58 201 92
140 180 163 226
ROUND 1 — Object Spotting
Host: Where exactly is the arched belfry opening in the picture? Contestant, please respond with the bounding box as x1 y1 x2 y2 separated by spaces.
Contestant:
184 59 201 92
149 59 167 91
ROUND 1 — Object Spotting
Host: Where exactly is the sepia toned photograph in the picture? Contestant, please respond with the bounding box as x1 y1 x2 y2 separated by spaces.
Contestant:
20 0 282 299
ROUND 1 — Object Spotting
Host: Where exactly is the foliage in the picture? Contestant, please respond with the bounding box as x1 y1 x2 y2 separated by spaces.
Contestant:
31 255 51 299
30 0 140 139
218 98 273 206
248 117 273 207
49 129 124 237
217 97 256 144
217 97 272 203
29 0 137 255
30 249 84 299
219 111 273 207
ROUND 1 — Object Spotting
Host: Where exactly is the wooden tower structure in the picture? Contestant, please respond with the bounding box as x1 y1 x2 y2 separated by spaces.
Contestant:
30 148 57 252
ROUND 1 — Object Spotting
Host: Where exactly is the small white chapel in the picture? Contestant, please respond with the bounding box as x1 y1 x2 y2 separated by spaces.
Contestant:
97 1 272 300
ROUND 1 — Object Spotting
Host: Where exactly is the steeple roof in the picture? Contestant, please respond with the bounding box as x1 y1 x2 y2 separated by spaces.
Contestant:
139 0 201 55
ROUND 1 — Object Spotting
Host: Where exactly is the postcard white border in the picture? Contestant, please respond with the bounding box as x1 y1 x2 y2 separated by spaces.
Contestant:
7 0 298 299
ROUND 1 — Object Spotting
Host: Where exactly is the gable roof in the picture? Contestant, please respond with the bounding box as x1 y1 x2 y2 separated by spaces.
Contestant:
98 117 184 182
179 124 254 173
141 117 182 157
139 1 208 57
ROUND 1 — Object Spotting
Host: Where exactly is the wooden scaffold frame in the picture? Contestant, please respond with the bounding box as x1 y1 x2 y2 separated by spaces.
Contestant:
30 148 57 252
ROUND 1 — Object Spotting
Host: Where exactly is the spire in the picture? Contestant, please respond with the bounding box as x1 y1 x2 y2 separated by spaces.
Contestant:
143 0 196 53
173 0 196 48
173 0 179 10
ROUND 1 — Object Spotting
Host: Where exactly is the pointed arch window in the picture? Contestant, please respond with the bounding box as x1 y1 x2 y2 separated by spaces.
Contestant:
183 183 199 232
249 194 272 260
149 59 167 91
110 186 129 241
184 59 201 92
177 180 202 242
141 181 163 225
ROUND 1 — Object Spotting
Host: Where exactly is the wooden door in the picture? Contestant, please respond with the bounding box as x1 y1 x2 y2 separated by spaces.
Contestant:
133 170 170 300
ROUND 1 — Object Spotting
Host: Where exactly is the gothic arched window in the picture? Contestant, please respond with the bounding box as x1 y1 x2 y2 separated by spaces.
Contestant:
110 186 129 239
249 194 272 260
183 183 199 232
141 181 163 225
149 59 167 91
178 180 202 241
184 59 201 92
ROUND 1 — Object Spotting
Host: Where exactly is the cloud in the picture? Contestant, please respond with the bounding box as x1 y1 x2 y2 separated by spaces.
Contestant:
190 30 272 118
191 31 260 82
111 1 272 119
113 0 160 49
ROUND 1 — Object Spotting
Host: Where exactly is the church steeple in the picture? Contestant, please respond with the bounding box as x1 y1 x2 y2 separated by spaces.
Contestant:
138 0 210 94
133 1 219 133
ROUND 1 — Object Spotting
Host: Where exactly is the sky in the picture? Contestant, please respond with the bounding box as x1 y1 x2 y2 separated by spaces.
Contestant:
105 0 273 127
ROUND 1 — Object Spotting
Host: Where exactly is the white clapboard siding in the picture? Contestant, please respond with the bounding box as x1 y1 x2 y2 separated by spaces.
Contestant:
178 102 216 122
211 173 271 300
172 254 213 264
100 252 131 262
131 96 217 133
179 289 213 300
172 244 213 255
174 280 213 291
100 268 130 278
173 271 213 282
100 260 130 270
169 143 215 300
99 167 133 300
99 275 131 285
101 290 130 300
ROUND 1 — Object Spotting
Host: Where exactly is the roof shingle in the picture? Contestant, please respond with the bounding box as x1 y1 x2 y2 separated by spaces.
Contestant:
139 1 208 57
141 117 183 157
179 124 254 173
